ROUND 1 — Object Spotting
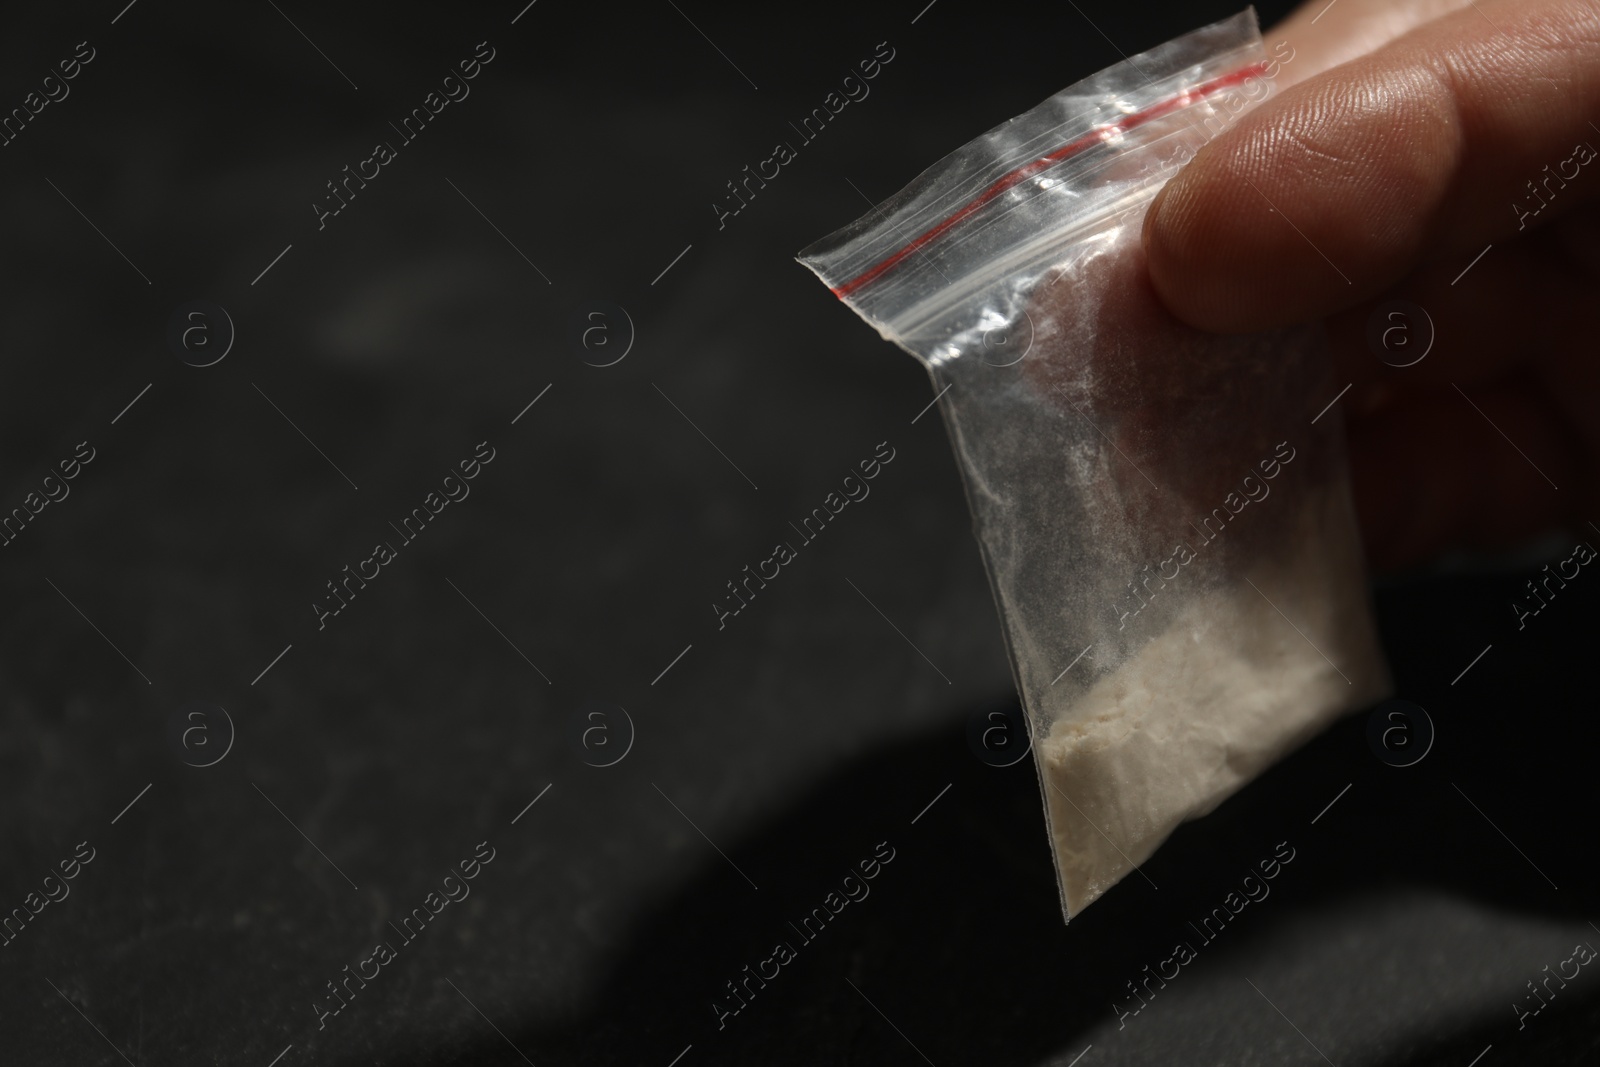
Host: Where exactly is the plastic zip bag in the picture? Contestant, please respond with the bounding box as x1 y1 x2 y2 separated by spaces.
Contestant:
799 9 1390 920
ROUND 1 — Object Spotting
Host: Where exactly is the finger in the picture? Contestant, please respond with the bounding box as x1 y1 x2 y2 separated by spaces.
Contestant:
1345 380 1581 571
1323 220 1600 416
1266 0 1476 90
1143 0 1600 333
1322 210 1600 567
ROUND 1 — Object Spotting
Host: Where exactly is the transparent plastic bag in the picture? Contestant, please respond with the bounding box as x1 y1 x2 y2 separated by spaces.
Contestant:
799 9 1390 920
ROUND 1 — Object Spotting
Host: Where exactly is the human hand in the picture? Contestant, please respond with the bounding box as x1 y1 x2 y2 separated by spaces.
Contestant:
1142 0 1600 571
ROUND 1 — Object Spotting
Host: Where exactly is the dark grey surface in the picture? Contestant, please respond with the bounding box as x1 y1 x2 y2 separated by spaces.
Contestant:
1 1 1596 1064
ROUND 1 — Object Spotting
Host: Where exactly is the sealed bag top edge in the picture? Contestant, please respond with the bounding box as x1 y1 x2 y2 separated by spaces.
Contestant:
830 60 1265 300
797 8 1266 336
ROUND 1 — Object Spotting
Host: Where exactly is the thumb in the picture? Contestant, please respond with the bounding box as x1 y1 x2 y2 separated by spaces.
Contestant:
1143 0 1600 333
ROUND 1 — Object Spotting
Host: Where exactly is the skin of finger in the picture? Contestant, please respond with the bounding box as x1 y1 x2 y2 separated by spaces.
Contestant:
1267 0 1478 90
1327 224 1599 565
1346 383 1581 570
1143 0 1600 333
1324 224 1599 414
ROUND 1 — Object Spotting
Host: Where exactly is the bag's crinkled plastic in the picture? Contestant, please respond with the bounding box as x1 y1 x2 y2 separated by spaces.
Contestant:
800 9 1390 921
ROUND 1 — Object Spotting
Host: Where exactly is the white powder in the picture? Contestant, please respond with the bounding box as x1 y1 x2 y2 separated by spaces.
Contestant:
1038 484 1389 918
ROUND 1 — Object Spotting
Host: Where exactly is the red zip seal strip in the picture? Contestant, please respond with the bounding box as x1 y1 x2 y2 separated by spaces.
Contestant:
830 60 1270 299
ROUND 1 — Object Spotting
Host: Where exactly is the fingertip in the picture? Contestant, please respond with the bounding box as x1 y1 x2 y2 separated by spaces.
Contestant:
1145 52 1464 335
1144 134 1300 333
1141 152 1250 333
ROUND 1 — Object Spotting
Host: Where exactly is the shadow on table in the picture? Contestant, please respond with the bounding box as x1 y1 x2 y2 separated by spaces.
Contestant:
377 574 1600 1066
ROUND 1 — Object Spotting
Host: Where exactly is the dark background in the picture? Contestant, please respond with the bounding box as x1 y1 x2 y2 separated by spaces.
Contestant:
1 0 1595 1064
